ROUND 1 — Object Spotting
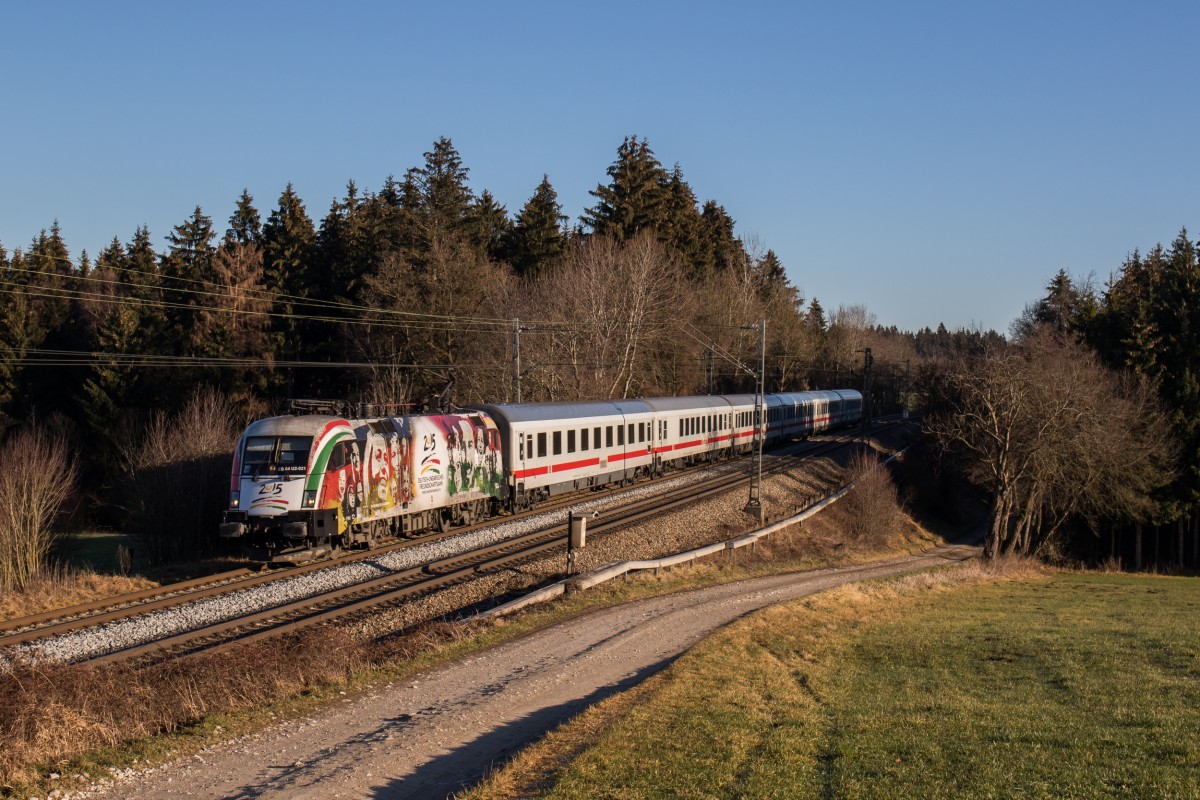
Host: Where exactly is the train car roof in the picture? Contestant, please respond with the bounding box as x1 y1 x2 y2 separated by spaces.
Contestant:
243 415 347 438
469 399 654 424
639 395 732 412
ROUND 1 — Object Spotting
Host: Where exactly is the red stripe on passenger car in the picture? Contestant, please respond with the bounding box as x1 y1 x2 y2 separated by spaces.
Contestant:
514 466 549 479
553 457 601 473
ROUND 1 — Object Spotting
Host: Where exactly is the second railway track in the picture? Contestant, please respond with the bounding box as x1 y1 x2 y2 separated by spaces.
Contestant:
2 425 904 669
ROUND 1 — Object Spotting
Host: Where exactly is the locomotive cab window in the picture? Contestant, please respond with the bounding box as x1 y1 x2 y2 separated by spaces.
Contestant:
241 436 312 476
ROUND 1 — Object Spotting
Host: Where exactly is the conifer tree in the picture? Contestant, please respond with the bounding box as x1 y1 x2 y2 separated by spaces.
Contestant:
582 135 669 241
699 201 743 273
208 240 272 401
226 189 263 246
660 165 708 277
0 246 35 421
262 183 315 299
755 249 788 297
405 137 474 236
262 184 316 362
509 175 568 277
466 190 512 262
161 207 217 369
19 223 80 420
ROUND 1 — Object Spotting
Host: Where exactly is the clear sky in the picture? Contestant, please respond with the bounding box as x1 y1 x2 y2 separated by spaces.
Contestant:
2 1 1197 335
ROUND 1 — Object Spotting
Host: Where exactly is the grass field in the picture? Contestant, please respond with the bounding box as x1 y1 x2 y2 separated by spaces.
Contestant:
482 567 1199 799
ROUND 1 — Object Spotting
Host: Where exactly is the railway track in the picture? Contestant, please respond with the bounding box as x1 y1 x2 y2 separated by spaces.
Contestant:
1 424 907 669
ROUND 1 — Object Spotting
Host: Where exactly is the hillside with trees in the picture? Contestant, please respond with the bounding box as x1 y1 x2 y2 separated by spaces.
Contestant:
10 135 1194 582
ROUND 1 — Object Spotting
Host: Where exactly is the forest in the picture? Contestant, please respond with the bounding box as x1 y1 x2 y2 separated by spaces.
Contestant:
0 134 1194 585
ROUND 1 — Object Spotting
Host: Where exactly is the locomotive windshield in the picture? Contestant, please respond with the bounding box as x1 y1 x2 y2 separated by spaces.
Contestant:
241 436 312 477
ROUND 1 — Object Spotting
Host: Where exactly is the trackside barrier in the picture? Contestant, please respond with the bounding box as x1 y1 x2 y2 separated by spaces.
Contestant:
476 445 909 620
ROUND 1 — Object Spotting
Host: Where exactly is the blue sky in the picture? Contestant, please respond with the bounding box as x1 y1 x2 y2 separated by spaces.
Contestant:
2 1 1197 334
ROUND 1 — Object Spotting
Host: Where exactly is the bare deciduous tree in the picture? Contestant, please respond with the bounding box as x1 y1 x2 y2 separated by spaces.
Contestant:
531 233 686 400
0 425 77 590
843 449 902 546
117 388 240 563
929 330 1176 558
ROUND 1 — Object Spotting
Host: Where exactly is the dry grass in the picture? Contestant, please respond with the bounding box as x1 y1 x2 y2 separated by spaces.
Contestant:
458 680 663 800
460 556 1051 800
0 567 155 622
0 628 366 786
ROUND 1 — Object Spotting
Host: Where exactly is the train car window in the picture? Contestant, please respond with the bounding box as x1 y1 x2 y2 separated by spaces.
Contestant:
607 426 614 447
538 432 547 459
595 426 601 446
617 424 624 446
581 428 589 451
627 424 634 444
553 431 562 456
567 429 576 453
638 422 645 442
519 434 525 461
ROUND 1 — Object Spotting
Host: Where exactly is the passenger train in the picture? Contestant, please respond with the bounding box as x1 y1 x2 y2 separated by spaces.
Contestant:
219 390 863 563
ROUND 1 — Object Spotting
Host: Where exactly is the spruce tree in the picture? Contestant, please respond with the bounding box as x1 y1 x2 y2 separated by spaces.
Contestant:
262 183 315 300
756 249 788 297
582 135 669 241
262 183 316 362
661 165 708 277
466 190 512 262
161 207 217 378
0 245 34 421
699 201 743 273
509 175 568 277
405 137 474 236
226 189 263 246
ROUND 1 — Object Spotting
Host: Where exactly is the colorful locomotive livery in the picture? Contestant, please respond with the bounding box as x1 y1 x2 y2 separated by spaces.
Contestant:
220 411 503 562
220 390 862 563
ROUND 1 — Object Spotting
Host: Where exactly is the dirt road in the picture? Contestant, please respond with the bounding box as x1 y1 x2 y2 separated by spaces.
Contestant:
85 544 976 799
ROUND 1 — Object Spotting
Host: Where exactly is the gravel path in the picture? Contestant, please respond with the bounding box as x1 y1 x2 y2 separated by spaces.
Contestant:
77 542 976 800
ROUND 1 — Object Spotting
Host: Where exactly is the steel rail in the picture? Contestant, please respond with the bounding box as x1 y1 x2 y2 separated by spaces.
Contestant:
104 431 888 666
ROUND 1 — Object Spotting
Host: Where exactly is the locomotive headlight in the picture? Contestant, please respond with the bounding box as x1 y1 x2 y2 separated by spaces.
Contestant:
230 491 240 509
302 490 317 509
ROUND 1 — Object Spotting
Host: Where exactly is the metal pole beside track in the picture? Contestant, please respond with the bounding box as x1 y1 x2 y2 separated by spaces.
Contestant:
744 318 766 523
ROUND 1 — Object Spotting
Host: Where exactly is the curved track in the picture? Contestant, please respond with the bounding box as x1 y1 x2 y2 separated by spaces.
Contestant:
2 424 906 668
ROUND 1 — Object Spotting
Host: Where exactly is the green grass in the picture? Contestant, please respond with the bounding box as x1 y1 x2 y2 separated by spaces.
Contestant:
534 570 1200 799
